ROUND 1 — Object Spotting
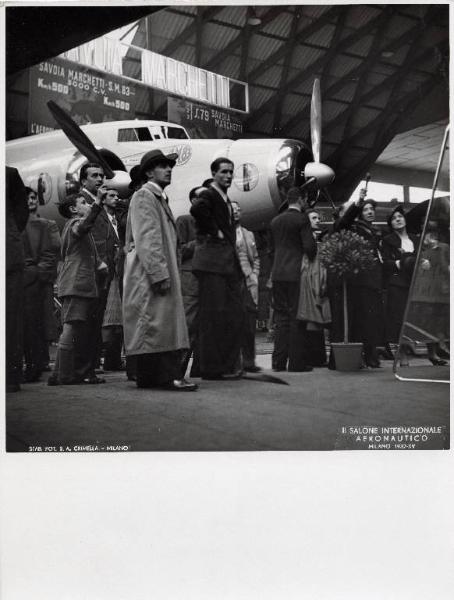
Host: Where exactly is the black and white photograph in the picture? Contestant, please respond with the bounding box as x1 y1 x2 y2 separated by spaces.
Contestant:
3 1 450 453
1 1 453 599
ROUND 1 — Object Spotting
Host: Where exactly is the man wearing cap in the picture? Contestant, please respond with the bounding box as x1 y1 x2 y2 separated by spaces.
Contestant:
122 149 196 391
270 187 316 372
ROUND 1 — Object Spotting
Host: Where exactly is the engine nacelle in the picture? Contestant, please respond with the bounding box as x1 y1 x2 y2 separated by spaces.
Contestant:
61 148 129 202
222 138 312 229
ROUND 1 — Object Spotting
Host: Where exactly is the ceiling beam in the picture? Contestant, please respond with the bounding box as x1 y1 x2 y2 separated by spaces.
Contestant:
326 73 442 169
195 7 204 66
281 9 438 136
160 5 223 57
203 6 284 72
272 7 304 134
335 7 396 171
246 8 393 126
320 43 444 141
319 8 349 94
334 77 444 202
247 5 342 84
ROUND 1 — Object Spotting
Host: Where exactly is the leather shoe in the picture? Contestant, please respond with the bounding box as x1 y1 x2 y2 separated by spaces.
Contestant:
288 366 313 372
83 375 106 384
244 365 262 373
222 370 243 380
161 379 198 391
429 357 448 366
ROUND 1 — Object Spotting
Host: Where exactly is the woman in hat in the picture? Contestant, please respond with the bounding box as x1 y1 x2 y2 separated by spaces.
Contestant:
382 205 419 366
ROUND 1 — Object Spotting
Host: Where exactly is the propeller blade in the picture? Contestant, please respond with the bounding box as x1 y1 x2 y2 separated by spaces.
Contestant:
47 101 115 179
241 373 289 385
310 78 322 164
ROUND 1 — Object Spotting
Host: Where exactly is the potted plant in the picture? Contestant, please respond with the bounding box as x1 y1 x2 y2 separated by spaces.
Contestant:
318 229 377 371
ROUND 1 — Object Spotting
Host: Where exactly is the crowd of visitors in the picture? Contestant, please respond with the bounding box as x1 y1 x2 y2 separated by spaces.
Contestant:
4 153 448 393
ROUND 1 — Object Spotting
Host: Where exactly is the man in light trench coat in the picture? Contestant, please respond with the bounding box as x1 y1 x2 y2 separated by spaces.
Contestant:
122 149 197 391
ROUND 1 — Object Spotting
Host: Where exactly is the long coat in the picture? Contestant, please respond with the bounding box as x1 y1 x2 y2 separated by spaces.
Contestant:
123 182 189 355
270 208 316 282
382 231 419 342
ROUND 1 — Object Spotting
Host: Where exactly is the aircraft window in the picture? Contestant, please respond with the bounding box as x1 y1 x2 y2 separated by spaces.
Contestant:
135 128 153 141
166 127 189 139
118 128 138 142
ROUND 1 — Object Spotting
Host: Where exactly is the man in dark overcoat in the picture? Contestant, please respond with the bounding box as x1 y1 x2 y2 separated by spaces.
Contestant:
270 187 316 372
5 166 29 392
21 188 57 382
190 158 245 380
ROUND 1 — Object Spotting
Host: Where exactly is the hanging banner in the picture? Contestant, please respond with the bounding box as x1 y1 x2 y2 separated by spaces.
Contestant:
28 57 137 134
167 97 244 139
61 36 248 112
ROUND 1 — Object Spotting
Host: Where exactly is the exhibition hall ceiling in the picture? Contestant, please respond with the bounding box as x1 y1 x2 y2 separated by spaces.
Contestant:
6 4 449 198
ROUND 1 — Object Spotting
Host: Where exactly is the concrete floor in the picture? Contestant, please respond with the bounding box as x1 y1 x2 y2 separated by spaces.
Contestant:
6 351 449 452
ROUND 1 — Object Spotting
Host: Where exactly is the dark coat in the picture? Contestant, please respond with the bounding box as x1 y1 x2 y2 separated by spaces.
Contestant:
338 203 383 290
22 218 57 287
176 214 197 272
382 232 419 289
270 208 316 282
5 166 29 273
57 203 103 298
79 189 119 279
190 186 239 275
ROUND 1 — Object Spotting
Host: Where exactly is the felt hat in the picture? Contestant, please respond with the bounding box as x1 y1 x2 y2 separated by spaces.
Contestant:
128 165 142 190
386 204 406 229
139 149 178 175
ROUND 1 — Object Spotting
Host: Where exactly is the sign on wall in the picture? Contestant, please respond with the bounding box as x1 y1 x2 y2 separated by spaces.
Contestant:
61 36 248 112
167 97 244 139
28 57 137 134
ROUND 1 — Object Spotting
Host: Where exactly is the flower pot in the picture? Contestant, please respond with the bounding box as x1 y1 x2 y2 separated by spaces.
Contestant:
331 342 363 371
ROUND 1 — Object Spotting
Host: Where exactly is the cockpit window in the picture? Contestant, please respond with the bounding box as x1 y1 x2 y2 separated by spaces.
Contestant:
166 127 189 139
118 128 137 142
118 125 189 142
136 128 153 141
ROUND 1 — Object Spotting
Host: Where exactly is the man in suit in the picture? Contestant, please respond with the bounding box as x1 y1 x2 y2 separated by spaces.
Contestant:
100 188 124 371
175 182 213 379
231 200 261 373
190 158 245 380
76 162 110 381
270 187 316 372
78 163 119 380
21 187 57 382
5 166 29 392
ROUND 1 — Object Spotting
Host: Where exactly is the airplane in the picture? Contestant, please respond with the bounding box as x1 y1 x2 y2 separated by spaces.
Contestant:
5 80 335 231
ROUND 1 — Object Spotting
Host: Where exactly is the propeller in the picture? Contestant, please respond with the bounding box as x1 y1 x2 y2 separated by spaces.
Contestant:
47 101 132 196
302 78 335 190
47 101 115 178
310 78 322 164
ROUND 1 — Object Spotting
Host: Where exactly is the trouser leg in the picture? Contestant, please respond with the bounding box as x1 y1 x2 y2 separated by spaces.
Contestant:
6 270 24 387
135 351 183 388
272 282 292 370
242 289 257 368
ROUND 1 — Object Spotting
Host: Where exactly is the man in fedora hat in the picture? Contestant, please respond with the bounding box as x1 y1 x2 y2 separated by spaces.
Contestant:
122 149 197 391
